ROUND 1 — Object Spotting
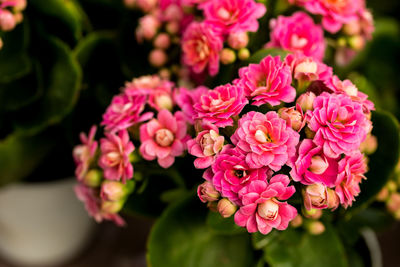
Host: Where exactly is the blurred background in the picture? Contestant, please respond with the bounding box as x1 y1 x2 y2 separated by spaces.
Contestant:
0 0 399 266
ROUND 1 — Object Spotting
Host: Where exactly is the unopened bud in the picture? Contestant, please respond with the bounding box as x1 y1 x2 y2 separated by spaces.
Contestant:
360 134 378 155
290 214 303 228
348 35 365 51
278 107 303 131
303 207 322 219
309 156 329 175
307 221 325 235
197 181 220 203
0 38 3 50
83 169 103 187
0 10 16 31
155 94 173 110
238 48 250 61
220 48 236 65
326 188 340 210
166 21 179 35
154 33 171 50
227 32 249 49
387 193 400 213
101 181 128 201
123 0 136 8
217 198 237 218
101 200 124 214
303 183 328 210
149 49 167 67
376 187 389 202
387 180 397 193
258 199 280 220
296 92 316 111
343 20 361 36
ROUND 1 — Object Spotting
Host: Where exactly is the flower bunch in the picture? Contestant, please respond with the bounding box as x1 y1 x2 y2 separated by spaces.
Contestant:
190 52 375 234
0 0 26 49
74 75 204 223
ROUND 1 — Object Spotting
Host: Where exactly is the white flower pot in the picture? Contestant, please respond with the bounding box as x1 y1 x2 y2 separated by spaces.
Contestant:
0 178 95 266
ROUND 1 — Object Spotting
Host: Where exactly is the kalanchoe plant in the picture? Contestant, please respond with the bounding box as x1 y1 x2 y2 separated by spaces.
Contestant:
71 0 400 266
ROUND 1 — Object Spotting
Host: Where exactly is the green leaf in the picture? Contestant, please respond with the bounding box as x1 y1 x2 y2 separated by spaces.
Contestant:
248 48 289 64
147 194 255 267
29 0 84 41
13 37 82 135
0 21 31 83
0 131 55 186
206 210 246 235
263 225 348 267
252 230 280 250
351 110 400 210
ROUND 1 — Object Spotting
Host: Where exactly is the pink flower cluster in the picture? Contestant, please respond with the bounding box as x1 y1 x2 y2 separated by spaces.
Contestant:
191 52 374 234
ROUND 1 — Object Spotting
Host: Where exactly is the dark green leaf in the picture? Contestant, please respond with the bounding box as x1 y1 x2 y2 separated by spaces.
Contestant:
0 131 56 186
13 37 82 135
0 21 31 83
147 194 255 267
263 225 348 267
206 210 246 235
351 110 400 210
248 48 289 64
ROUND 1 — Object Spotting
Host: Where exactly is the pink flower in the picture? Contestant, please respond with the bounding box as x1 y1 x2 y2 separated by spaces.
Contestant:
335 152 367 208
267 12 326 60
289 139 339 187
284 53 332 82
325 75 374 114
99 130 135 183
74 184 125 226
187 127 225 169
139 109 189 168
182 22 223 76
235 55 295 106
208 146 270 205
234 175 297 234
73 126 98 181
307 92 367 158
193 84 248 128
101 91 153 133
231 111 300 171
201 0 266 34
299 0 365 33
174 86 209 124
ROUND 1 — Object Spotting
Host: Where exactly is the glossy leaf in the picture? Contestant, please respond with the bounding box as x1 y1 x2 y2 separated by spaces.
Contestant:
263 225 348 267
147 194 255 267
206 210 246 235
13 37 82 135
351 110 400 210
0 21 31 83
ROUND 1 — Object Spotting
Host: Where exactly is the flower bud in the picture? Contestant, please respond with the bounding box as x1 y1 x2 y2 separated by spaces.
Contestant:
220 48 236 65
159 68 171 80
376 187 389 202
154 93 173 110
0 38 3 50
258 199 279 220
302 207 322 219
348 35 365 51
101 181 128 202
149 49 167 67
136 0 157 12
387 180 397 193
303 183 328 210
238 48 250 61
83 169 102 187
136 15 159 42
217 198 237 218
198 181 220 203
296 92 316 111
290 214 303 228
387 193 400 213
326 188 340 210
227 32 249 49
14 0 27 12
154 33 171 50
360 134 378 155
307 221 325 235
0 10 16 31
343 20 361 36
166 21 179 35
101 200 124 214
278 107 303 131
309 156 329 175
164 4 183 22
